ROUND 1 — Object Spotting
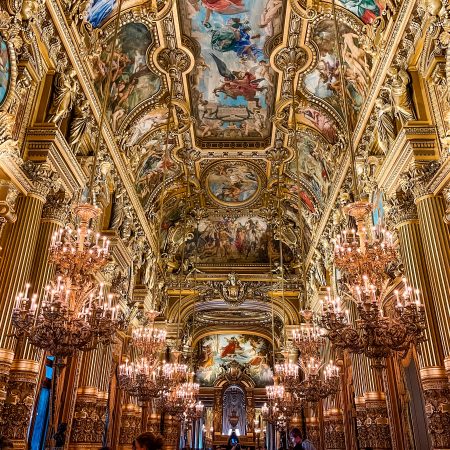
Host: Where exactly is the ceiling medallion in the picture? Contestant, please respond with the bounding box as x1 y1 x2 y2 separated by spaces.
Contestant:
203 160 265 207
214 273 249 307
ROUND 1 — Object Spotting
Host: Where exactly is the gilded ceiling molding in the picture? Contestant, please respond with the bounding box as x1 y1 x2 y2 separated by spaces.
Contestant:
353 0 424 146
45 0 161 256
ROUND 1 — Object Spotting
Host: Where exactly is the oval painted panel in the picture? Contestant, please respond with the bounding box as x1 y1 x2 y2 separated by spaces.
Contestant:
0 35 11 107
205 161 260 206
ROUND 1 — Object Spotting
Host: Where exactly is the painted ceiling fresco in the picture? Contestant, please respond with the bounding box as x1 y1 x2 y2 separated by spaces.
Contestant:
303 19 372 123
204 160 261 206
196 334 273 387
337 0 385 24
88 0 117 28
0 35 10 106
182 216 293 265
288 131 332 205
93 22 162 131
179 0 284 143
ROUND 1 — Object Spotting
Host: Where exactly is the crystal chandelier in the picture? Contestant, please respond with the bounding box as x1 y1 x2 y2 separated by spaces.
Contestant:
274 352 299 391
262 383 284 424
292 311 325 360
131 310 167 361
320 201 425 363
294 357 340 403
162 378 200 418
12 204 120 357
118 357 166 402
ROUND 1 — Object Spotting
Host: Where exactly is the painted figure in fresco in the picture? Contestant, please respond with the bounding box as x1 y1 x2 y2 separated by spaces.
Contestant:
0 36 10 106
211 18 263 61
221 336 243 358
87 0 116 28
211 54 266 106
259 0 283 35
338 0 381 24
94 23 161 130
200 0 247 27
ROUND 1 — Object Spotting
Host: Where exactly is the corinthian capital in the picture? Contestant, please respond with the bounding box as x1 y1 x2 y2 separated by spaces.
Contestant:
386 191 418 227
42 192 71 223
23 161 61 200
0 179 19 224
400 161 440 200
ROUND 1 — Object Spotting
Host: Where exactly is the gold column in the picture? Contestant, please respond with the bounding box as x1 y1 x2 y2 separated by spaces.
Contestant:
1 194 70 448
0 162 57 414
389 191 450 448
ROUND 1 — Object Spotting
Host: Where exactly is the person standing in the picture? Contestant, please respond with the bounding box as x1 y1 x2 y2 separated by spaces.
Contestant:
289 428 317 450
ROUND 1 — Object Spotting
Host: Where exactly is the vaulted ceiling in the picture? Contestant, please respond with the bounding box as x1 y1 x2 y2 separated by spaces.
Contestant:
86 0 377 341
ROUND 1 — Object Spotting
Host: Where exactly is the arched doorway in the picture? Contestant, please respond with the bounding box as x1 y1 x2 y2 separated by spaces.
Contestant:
222 385 246 435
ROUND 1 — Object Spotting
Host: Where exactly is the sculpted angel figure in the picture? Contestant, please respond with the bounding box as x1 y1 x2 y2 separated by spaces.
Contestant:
48 69 78 125
386 67 416 124
374 97 396 154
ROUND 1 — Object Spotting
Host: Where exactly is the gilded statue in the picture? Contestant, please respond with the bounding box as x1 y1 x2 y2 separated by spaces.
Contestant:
374 97 396 154
110 190 125 232
385 68 416 124
68 99 91 154
48 69 78 125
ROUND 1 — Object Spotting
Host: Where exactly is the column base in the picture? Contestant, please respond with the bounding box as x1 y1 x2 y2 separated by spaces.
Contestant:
421 368 450 449
70 387 106 446
356 392 392 449
0 349 14 408
305 416 320 449
0 359 39 443
119 404 141 447
324 409 346 449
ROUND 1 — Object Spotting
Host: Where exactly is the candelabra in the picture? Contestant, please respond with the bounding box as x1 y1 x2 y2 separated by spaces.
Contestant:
131 310 167 362
292 311 325 360
12 277 119 357
184 400 204 421
274 353 299 391
118 358 167 402
294 357 340 403
12 203 121 357
321 201 425 363
163 379 200 419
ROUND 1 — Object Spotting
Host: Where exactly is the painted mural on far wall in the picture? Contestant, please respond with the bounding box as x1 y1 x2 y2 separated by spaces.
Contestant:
93 23 161 131
0 35 11 107
303 19 372 121
196 334 273 387
180 0 284 140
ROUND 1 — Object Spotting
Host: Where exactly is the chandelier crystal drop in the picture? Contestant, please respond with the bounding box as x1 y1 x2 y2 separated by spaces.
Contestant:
321 201 426 362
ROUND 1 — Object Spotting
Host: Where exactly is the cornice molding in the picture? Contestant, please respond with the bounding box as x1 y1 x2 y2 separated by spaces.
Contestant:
25 124 87 194
377 126 438 195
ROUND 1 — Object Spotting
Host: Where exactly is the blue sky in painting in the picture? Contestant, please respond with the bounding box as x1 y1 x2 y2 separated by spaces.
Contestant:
87 0 117 28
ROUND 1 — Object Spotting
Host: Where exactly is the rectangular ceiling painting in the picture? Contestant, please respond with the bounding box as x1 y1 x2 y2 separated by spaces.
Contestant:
180 0 284 141
196 334 273 387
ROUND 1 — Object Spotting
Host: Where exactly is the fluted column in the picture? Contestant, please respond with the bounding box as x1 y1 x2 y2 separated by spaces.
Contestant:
0 162 57 422
1 194 70 448
401 163 450 449
388 191 449 449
